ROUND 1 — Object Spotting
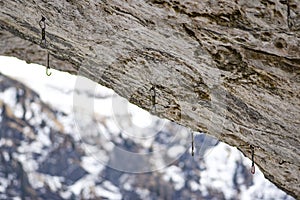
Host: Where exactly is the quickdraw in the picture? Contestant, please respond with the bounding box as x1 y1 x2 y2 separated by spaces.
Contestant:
39 16 46 48
250 145 255 174
191 131 194 157
150 85 156 113
39 16 52 76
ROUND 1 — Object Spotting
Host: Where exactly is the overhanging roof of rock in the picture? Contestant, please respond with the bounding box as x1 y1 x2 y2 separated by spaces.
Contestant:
0 0 299 198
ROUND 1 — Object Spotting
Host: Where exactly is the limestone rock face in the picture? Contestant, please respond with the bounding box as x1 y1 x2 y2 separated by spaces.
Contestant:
0 0 299 197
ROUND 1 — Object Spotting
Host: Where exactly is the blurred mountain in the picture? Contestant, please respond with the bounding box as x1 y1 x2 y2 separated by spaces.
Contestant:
0 73 294 200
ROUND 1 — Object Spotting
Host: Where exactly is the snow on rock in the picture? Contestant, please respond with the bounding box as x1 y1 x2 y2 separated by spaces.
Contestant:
201 142 294 200
136 187 151 200
81 156 105 175
163 165 185 190
94 185 122 200
0 87 17 109
167 145 186 158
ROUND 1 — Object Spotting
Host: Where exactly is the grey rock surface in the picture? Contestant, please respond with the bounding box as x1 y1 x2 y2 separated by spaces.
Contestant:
0 0 299 197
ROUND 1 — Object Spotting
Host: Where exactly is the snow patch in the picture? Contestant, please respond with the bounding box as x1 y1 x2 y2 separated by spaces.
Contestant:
163 165 185 190
167 145 185 158
44 175 63 192
0 177 9 192
94 186 122 200
201 142 294 200
0 87 17 108
136 187 150 199
189 181 201 192
14 103 24 118
2 151 10 162
81 156 104 174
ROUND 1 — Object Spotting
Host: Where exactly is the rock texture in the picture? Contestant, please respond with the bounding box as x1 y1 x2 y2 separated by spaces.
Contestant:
0 0 299 197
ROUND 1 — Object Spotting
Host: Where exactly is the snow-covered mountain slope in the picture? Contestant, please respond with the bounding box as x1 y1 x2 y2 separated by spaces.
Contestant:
0 56 294 199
